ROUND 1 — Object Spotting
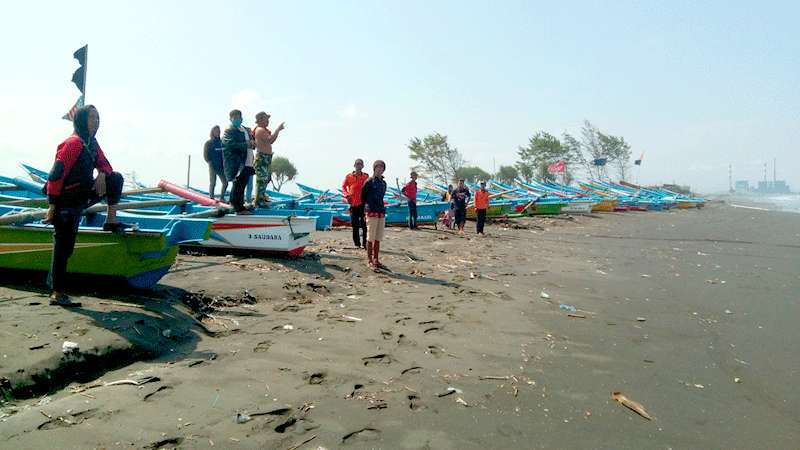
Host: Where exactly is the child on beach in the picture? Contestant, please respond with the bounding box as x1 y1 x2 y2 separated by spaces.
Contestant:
342 158 369 248
474 181 489 235
452 179 471 235
402 171 418 229
361 160 388 271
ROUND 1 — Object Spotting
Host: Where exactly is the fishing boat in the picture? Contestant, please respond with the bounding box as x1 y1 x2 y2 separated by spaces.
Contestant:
296 181 450 226
181 214 315 256
157 180 316 255
0 204 211 289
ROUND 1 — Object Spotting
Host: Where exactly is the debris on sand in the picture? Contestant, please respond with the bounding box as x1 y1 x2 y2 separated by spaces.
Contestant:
611 391 653 420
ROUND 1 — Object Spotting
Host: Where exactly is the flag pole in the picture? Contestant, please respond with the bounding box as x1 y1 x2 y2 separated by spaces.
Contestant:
83 45 88 100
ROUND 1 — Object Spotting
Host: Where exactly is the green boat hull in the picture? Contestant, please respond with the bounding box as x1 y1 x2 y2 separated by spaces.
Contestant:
467 203 514 219
0 225 178 289
527 203 564 215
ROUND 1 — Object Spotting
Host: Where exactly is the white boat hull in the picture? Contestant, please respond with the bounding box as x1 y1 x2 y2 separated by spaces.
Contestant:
188 214 316 256
559 202 594 213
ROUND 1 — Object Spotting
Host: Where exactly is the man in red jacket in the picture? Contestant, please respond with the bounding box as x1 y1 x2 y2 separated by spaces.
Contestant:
44 105 128 306
342 159 369 248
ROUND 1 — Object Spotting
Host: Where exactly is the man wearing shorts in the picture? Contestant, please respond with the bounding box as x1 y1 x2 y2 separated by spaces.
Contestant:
253 111 285 208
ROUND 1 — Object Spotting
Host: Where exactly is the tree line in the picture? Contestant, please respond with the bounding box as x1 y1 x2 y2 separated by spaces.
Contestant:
408 120 634 185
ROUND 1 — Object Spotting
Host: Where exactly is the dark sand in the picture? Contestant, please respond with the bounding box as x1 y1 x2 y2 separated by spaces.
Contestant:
1 203 798 449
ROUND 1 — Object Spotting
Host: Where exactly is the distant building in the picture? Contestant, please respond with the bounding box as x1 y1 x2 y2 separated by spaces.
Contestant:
755 180 791 194
734 180 750 192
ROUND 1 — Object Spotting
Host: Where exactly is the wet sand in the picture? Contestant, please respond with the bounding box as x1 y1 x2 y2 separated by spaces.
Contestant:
1 204 798 449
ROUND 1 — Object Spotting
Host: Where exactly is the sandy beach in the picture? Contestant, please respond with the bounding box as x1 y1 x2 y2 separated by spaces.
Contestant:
1 203 799 449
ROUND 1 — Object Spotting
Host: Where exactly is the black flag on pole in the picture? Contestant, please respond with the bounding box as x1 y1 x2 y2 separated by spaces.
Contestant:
71 45 88 94
73 45 87 65
592 157 607 166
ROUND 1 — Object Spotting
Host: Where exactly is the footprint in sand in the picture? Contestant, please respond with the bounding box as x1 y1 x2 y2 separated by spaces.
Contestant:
274 303 300 313
400 366 423 376
394 316 412 325
37 408 98 430
342 427 381 444
274 416 319 434
143 385 173 402
253 340 273 353
423 326 441 334
408 394 425 411
362 354 394 366
345 383 365 399
396 333 414 346
427 345 444 358
144 437 183 449
380 330 393 340
306 371 326 385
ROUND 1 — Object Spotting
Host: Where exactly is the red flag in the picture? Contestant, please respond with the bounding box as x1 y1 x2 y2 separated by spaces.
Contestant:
547 160 565 174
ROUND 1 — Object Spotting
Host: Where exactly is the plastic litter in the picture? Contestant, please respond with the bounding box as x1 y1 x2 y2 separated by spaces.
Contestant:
235 412 252 424
540 292 551 299
62 341 79 353
559 304 577 312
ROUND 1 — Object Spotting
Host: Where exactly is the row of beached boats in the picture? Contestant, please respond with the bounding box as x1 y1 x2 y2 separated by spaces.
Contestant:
0 163 704 289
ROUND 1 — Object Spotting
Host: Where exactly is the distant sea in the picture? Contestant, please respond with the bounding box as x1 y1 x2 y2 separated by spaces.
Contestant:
722 194 800 214
764 195 800 213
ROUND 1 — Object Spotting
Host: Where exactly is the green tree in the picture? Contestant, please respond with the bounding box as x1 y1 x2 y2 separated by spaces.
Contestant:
495 165 519 184
455 166 491 183
408 133 465 184
270 156 298 191
516 131 577 182
598 133 632 181
572 120 633 180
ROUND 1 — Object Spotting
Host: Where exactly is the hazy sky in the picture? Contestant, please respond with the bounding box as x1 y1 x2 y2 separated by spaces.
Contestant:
1 0 797 193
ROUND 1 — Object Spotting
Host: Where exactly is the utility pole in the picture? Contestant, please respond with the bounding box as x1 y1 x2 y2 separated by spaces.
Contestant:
187 155 192 188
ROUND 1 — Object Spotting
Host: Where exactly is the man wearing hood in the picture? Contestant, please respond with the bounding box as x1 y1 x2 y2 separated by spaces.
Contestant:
222 109 256 213
44 104 128 306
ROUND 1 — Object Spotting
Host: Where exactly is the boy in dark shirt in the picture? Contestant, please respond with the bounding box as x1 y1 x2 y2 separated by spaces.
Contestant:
452 179 471 235
361 160 388 271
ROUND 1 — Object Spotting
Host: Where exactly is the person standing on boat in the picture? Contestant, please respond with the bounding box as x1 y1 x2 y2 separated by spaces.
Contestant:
361 160 388 271
452 179 471 235
401 171 419 230
253 111 285 208
474 181 490 235
342 158 369 248
43 105 128 306
222 109 256 214
203 125 227 200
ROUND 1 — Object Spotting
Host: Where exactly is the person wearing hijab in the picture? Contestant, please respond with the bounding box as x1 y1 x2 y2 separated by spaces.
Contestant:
203 125 227 200
44 104 128 306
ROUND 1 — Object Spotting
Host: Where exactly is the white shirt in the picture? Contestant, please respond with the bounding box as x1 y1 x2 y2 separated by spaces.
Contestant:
242 126 254 167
